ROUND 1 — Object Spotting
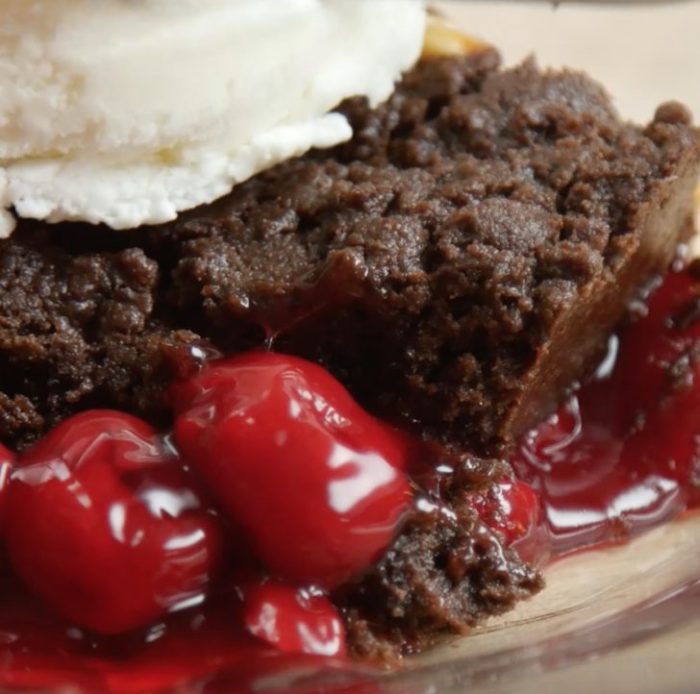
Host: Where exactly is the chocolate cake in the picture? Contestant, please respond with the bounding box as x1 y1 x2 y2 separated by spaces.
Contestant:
1 50 698 659
2 51 697 455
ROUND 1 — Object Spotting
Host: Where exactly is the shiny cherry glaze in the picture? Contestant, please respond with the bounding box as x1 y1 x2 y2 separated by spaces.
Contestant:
241 581 346 657
6 411 225 635
512 267 700 555
173 352 411 588
0 268 699 691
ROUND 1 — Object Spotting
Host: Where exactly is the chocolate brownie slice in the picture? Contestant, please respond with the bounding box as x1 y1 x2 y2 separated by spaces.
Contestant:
166 52 700 454
338 447 543 659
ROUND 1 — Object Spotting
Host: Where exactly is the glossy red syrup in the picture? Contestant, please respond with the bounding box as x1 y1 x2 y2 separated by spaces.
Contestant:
0 584 367 694
469 479 542 547
512 267 700 556
0 268 698 692
0 443 14 530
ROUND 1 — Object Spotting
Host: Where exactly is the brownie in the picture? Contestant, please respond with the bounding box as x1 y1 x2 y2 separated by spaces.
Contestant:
0 51 698 657
181 54 696 455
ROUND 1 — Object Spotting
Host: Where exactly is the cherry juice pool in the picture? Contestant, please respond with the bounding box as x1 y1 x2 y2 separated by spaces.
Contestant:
512 265 700 556
0 265 699 693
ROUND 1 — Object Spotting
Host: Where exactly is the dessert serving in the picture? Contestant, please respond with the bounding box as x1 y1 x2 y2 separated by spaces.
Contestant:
0 1 699 691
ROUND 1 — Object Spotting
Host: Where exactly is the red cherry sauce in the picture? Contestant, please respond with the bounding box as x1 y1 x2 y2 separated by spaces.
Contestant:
512 266 700 556
0 268 699 691
0 443 13 530
0 585 367 694
240 581 346 658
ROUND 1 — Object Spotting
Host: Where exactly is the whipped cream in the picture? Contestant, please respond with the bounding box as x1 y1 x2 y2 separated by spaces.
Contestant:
0 0 426 236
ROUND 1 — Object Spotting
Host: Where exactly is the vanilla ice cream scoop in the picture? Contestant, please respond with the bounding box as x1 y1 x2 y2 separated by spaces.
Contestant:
0 0 426 236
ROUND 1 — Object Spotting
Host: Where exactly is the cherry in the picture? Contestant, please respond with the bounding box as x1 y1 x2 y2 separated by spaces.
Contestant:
469 479 540 546
173 352 411 588
5 411 224 635
241 582 346 658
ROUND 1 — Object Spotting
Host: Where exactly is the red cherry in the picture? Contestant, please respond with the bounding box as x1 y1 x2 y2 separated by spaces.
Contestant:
173 352 411 588
6 411 224 635
469 479 540 546
241 582 346 657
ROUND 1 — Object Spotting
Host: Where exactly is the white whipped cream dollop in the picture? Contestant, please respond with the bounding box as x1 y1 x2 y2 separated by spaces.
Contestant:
0 0 426 236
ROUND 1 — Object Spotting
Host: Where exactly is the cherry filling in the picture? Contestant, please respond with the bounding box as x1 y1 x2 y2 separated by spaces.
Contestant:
512 266 700 555
240 581 346 657
0 443 13 530
0 352 410 691
0 266 698 691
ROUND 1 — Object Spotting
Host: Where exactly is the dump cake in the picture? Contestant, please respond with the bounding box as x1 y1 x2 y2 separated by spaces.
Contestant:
0 3 699 691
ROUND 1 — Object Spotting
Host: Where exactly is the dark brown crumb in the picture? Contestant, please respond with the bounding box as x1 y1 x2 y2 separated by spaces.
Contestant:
340 496 542 660
335 448 542 660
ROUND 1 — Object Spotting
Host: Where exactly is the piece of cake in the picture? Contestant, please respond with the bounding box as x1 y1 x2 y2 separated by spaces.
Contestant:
2 52 697 457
